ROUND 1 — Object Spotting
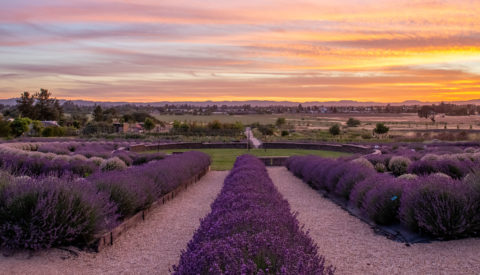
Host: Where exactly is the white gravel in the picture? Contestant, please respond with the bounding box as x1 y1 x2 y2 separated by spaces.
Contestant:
0 171 227 275
268 167 480 275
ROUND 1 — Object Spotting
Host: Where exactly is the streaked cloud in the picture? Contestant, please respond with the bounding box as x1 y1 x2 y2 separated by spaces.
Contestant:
1 0 479 102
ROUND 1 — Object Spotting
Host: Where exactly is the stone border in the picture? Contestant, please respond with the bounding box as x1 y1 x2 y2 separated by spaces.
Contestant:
258 156 289 166
130 142 373 154
261 142 372 154
130 142 248 152
89 166 210 252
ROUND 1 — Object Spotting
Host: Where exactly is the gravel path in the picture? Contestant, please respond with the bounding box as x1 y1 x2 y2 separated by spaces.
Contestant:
0 171 227 275
268 167 480 275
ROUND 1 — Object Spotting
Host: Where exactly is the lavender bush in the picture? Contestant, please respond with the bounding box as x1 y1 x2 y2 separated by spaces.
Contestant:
361 178 405 225
90 151 210 219
399 176 480 238
388 156 411 176
0 177 118 250
288 154 480 238
174 155 334 274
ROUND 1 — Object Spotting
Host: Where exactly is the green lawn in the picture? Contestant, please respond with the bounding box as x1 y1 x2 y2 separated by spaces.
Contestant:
144 148 350 170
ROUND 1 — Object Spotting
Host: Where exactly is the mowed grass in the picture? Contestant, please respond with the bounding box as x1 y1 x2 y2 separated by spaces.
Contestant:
144 148 350 170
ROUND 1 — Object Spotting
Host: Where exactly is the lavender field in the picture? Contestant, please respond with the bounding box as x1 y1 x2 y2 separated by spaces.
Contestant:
1 140 480 274
287 143 480 240
0 140 210 251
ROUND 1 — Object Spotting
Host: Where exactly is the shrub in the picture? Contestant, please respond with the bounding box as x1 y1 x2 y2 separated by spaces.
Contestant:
374 123 389 134
131 152 166 166
349 174 393 208
174 155 334 274
346 118 361 127
399 176 475 239
94 172 160 218
362 179 405 225
389 156 412 176
351 157 375 170
91 151 210 219
329 124 341 136
375 163 386 173
365 154 392 166
335 164 375 198
398 173 418 180
100 157 126 172
0 178 118 250
89 157 105 167
0 171 12 192
72 154 88 162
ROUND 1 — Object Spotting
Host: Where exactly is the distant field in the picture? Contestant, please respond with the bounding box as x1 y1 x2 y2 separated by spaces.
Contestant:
153 113 480 130
153 114 283 125
144 148 350 170
151 113 480 143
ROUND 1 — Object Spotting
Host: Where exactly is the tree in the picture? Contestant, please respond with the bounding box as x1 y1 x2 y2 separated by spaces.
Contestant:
10 117 31 137
276 117 286 127
144 118 155 132
16 92 35 119
374 123 389 134
0 116 11 137
346 118 361 127
93 105 104 122
418 105 436 122
329 124 341 135
34 89 62 121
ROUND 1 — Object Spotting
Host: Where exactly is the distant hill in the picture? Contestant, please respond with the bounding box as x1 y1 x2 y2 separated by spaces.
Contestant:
1 98 480 107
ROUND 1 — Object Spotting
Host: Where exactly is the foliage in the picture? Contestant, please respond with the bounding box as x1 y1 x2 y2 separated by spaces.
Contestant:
0 117 11 137
100 157 127 172
362 179 405 225
346 118 361 127
172 120 244 137
16 89 63 121
288 152 480 238
388 156 412 176
90 151 210 218
41 126 66 137
374 123 389 134
329 124 341 136
0 178 118 250
399 176 477 238
10 117 32 137
174 155 334 274
143 118 155 131
275 117 286 127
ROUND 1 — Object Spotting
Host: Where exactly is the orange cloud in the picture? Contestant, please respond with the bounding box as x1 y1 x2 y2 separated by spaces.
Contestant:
1 0 480 102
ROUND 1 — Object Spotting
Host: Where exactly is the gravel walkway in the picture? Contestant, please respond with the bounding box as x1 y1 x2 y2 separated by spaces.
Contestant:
0 171 227 275
268 167 480 275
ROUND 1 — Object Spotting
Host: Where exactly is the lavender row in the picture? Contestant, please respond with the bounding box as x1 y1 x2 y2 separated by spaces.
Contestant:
0 151 210 251
89 151 211 218
174 155 334 274
287 155 480 239
0 142 166 177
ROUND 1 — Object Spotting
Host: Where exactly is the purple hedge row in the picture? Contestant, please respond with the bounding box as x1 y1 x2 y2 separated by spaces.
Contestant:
0 177 118 250
0 153 98 178
0 143 166 178
174 155 334 274
286 155 480 239
89 151 211 219
0 151 210 250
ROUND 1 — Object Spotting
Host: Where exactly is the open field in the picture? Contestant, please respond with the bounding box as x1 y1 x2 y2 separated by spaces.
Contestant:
154 113 480 130
152 113 480 143
143 148 350 170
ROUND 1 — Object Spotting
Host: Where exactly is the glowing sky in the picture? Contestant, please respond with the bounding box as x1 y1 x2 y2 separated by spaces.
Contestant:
1 0 479 102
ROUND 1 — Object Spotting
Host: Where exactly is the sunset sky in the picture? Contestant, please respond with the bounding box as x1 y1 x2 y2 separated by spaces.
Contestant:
1 0 479 102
